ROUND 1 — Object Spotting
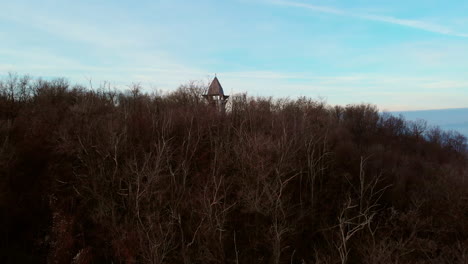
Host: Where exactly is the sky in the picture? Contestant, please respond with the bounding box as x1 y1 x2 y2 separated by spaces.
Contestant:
1 0 468 111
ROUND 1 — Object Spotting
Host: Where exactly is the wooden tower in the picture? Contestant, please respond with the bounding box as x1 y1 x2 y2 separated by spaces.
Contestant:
203 76 229 113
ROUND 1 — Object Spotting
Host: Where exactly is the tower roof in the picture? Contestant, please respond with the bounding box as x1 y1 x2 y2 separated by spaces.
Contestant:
207 77 226 96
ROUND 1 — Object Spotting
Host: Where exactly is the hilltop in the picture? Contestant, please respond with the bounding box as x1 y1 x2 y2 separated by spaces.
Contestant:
0 76 467 264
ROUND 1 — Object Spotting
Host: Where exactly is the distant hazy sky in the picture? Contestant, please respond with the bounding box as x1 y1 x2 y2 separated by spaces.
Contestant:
1 0 468 110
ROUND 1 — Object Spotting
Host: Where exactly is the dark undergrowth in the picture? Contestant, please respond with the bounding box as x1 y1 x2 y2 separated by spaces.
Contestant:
0 74 467 263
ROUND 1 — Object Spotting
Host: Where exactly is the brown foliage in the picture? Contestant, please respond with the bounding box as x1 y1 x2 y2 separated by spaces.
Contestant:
0 74 467 263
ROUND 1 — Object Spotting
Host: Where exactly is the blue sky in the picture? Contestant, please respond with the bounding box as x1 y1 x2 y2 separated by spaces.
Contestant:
1 0 468 110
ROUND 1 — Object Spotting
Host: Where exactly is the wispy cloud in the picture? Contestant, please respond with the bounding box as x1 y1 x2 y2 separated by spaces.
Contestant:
268 0 468 37
360 14 468 37
1 12 147 50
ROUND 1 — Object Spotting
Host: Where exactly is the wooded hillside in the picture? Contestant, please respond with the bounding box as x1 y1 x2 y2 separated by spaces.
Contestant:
0 75 467 263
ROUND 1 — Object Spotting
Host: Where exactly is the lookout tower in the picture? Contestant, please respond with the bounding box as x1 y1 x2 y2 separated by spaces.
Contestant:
203 76 229 113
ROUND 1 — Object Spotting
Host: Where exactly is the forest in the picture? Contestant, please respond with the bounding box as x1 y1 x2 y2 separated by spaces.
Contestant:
0 74 467 263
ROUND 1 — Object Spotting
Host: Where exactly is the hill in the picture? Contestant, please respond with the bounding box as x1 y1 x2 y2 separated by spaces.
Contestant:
0 75 467 263
395 108 468 138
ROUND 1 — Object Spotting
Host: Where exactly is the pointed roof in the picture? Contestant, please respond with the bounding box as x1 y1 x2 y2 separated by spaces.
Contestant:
207 77 226 96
